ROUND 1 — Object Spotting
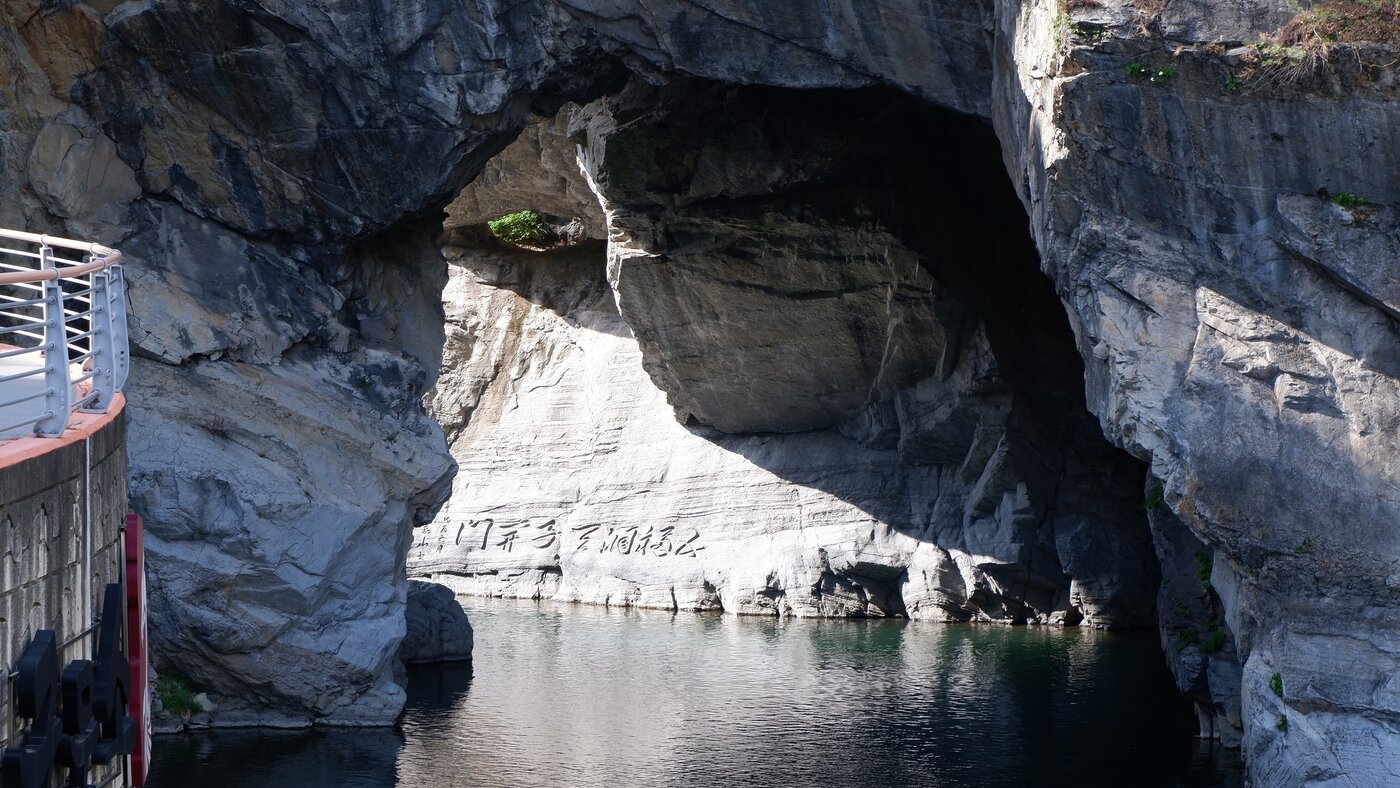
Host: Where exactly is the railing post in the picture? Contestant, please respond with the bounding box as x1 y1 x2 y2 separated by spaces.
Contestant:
107 264 129 390
83 267 116 413
34 246 71 437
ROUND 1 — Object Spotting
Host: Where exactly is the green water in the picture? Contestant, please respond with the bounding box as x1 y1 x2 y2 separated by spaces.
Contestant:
148 597 1244 787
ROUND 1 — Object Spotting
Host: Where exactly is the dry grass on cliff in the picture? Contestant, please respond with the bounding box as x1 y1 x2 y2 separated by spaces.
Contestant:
1274 0 1400 46
1234 0 1400 89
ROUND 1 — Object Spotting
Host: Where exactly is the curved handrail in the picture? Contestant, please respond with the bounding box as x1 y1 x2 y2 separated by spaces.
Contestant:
0 229 120 256
0 257 117 285
0 229 128 439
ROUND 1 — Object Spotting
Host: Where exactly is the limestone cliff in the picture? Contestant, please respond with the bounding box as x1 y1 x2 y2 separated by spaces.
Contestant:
996 5 1400 780
0 1 1394 782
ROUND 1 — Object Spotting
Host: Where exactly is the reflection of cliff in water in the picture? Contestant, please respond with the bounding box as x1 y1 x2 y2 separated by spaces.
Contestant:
147 727 405 787
149 598 1243 787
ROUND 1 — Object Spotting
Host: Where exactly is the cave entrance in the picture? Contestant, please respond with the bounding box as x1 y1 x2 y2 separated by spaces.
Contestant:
410 78 1159 632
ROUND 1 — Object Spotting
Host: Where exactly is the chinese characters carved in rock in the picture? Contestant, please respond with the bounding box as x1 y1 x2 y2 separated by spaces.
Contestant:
424 518 705 558
571 524 703 558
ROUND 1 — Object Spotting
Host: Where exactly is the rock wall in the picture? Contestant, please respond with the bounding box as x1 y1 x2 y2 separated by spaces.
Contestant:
416 241 948 617
0 1 1395 780
994 1 1400 779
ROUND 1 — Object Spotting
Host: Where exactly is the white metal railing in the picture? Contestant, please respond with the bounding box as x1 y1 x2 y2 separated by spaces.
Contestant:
0 229 127 439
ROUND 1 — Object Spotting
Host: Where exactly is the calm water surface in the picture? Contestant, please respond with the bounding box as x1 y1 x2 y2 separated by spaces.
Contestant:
149 597 1244 787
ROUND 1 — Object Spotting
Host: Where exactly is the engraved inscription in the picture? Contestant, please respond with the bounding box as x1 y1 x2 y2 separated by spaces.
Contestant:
571 524 704 557
418 517 701 557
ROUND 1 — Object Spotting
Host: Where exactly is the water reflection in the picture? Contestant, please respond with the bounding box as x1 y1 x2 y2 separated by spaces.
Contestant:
150 598 1244 787
149 727 403 787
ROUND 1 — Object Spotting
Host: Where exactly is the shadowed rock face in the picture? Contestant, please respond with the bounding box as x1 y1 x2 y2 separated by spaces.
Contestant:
399 580 473 664
0 1 1395 780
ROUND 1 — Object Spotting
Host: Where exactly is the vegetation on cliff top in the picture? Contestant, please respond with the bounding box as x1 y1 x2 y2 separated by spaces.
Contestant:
1232 1 1398 93
1275 0 1400 46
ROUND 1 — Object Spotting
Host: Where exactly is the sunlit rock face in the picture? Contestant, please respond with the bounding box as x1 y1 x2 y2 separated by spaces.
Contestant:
411 88 1158 632
414 244 945 617
128 346 452 723
0 1 1395 779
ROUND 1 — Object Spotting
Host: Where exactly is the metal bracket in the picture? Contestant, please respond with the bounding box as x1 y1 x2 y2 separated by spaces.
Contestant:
107 264 129 391
80 269 115 413
33 246 70 437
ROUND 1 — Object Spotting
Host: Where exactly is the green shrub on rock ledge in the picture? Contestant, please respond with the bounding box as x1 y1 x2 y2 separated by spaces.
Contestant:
1330 192 1373 211
1143 484 1165 510
1194 548 1213 590
487 210 557 247
157 676 202 718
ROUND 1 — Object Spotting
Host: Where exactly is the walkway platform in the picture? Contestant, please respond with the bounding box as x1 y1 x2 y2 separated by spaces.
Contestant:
0 348 93 440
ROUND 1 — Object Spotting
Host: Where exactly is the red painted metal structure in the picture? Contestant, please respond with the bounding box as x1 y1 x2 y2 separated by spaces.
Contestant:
124 513 149 786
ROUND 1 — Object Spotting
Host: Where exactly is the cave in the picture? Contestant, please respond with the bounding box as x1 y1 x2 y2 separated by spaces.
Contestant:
386 74 1247 780
413 77 1163 628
